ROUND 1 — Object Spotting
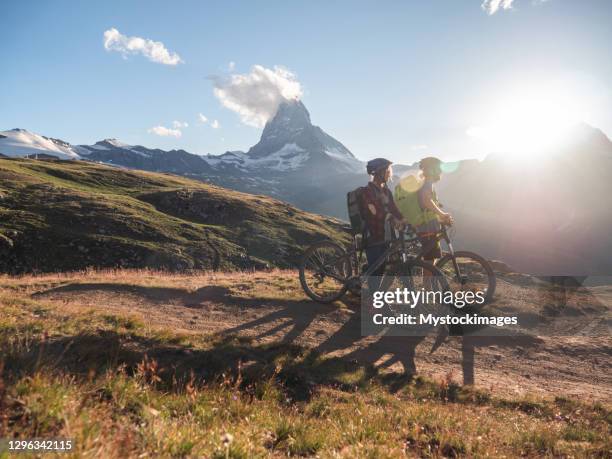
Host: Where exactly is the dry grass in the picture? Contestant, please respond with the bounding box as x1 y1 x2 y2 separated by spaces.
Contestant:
0 270 610 458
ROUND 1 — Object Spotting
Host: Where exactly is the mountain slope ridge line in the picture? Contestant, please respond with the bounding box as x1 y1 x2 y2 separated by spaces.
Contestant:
0 158 349 274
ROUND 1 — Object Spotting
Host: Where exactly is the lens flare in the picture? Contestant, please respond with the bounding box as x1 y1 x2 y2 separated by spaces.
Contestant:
467 78 600 158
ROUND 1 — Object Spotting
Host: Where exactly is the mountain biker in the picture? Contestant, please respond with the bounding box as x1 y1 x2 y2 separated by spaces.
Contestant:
359 158 408 278
416 156 453 264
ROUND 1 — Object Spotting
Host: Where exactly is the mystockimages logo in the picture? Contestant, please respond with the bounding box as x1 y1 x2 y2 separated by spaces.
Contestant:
370 312 519 328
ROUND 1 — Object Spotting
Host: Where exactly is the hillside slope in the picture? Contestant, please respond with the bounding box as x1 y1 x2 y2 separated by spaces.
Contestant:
0 158 350 273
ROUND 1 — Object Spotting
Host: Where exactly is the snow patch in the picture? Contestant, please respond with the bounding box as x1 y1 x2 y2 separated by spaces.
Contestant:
103 138 131 148
204 144 309 171
324 147 363 172
245 143 309 171
204 151 247 166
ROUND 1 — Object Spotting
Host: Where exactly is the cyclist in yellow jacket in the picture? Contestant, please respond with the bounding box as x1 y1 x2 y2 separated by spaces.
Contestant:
416 157 453 261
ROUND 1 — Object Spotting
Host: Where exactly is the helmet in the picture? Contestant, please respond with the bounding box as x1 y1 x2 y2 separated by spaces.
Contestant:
419 156 442 172
366 158 392 175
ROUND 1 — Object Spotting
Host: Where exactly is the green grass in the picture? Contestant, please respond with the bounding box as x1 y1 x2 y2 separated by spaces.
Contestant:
0 282 610 458
0 158 350 274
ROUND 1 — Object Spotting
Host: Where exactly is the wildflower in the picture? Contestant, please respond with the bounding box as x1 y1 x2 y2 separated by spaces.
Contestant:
221 433 234 447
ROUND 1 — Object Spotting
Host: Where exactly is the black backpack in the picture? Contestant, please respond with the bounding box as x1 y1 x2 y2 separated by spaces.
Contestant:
347 187 366 236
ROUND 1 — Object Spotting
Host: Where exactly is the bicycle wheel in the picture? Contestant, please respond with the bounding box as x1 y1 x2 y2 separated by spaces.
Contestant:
436 251 496 306
299 240 352 303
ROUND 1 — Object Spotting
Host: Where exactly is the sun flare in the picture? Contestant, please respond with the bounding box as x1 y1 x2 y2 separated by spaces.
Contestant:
467 80 596 157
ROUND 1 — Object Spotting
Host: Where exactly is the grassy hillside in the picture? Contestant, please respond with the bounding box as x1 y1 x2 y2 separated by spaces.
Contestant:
0 270 609 458
0 158 350 273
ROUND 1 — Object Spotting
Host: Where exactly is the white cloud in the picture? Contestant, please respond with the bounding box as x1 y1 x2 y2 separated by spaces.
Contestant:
409 144 428 151
211 65 303 127
228 61 236 71
148 125 182 137
482 0 551 14
103 28 183 65
481 0 514 14
197 113 218 128
172 120 188 128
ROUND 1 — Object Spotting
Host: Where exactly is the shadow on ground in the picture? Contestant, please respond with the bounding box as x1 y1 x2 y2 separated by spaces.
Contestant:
31 280 546 394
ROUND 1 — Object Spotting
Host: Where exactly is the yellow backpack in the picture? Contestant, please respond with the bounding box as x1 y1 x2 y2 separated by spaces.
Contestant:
393 175 438 227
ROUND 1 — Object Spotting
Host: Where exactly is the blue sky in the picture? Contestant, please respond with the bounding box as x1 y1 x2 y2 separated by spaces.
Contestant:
2 0 611 163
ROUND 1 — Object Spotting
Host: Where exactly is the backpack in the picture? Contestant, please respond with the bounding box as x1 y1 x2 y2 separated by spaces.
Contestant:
393 175 438 227
347 187 366 235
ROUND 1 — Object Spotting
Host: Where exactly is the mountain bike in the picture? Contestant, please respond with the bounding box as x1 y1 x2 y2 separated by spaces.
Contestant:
299 227 449 303
299 224 495 306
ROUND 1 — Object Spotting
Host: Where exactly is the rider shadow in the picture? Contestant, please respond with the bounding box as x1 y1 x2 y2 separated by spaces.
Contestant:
313 306 426 392
314 303 545 392
220 300 341 345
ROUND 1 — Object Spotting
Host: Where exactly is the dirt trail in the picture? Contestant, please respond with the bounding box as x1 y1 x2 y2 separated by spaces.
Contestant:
27 270 612 403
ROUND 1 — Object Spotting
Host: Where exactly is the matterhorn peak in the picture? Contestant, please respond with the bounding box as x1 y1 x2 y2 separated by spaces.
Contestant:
271 99 311 125
246 99 360 173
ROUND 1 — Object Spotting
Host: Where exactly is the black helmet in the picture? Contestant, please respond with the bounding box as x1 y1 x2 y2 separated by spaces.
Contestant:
366 158 392 175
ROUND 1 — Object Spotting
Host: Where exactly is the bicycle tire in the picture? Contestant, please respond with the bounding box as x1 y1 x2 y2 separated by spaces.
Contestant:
436 250 496 305
299 240 351 303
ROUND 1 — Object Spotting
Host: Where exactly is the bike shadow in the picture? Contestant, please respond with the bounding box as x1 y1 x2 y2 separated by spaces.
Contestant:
35 280 340 350
313 299 544 392
33 281 545 393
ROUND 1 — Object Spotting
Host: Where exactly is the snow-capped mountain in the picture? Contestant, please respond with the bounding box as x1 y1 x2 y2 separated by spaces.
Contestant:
0 100 366 217
0 129 81 159
195 100 366 215
79 139 213 174
247 100 363 174
1 100 362 176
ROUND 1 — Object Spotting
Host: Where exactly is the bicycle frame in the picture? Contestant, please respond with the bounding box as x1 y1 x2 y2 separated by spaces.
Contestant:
312 227 455 285
402 224 465 286
357 231 423 278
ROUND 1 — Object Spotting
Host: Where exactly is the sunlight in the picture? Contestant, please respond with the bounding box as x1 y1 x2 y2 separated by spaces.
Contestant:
467 80 595 158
